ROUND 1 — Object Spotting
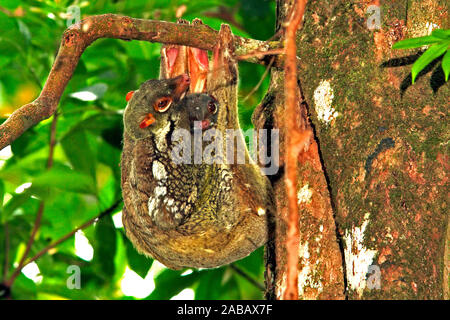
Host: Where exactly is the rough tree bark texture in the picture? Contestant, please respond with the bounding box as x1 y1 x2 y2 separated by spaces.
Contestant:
259 0 449 299
255 0 345 300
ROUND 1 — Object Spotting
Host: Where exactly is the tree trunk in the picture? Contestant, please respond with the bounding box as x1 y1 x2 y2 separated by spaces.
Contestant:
258 0 449 299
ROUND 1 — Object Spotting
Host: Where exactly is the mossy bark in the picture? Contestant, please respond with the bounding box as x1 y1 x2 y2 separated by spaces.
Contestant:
256 0 345 300
260 0 449 299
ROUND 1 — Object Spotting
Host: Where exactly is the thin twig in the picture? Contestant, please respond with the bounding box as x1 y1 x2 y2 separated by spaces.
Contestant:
203 5 244 30
4 113 58 287
2 223 9 281
0 6 12 16
283 0 308 301
5 206 45 287
23 199 122 268
237 48 285 61
229 264 265 291
242 56 276 102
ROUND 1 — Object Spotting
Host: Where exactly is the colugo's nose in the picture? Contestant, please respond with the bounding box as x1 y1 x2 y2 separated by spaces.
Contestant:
174 74 190 87
189 106 203 121
179 73 190 85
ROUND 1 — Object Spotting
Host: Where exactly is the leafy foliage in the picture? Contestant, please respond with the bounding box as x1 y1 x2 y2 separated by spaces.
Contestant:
0 0 275 300
392 29 450 83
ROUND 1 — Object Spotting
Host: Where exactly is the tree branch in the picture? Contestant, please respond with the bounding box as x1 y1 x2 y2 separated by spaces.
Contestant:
229 264 265 291
283 0 308 301
4 199 121 288
2 223 9 282
23 199 122 269
242 56 276 102
0 14 282 151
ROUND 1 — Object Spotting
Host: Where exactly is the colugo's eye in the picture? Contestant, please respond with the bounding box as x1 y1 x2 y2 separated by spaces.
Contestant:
154 97 172 112
207 100 217 114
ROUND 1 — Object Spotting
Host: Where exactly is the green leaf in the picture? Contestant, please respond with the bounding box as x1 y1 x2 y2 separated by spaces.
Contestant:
94 215 117 278
0 55 11 68
10 125 48 159
63 113 122 137
69 83 108 101
233 246 264 276
122 40 156 60
194 268 225 299
97 139 121 179
392 35 442 49
1 190 36 222
219 274 241 299
431 29 450 39
442 49 450 81
97 173 116 210
61 129 97 182
0 179 4 207
0 226 4 280
113 230 128 284
17 19 31 46
147 269 201 300
123 234 153 279
411 41 449 83
32 167 96 194
239 0 276 39
11 273 37 300
0 0 20 10
0 179 5 221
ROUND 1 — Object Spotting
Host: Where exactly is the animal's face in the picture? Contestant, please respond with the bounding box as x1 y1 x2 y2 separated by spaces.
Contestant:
123 74 190 140
179 93 219 132
124 75 220 140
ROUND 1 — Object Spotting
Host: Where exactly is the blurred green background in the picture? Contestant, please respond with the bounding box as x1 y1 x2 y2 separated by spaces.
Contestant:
0 0 275 299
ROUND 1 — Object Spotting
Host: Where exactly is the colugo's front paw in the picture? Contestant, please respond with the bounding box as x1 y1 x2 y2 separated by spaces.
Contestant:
160 19 209 93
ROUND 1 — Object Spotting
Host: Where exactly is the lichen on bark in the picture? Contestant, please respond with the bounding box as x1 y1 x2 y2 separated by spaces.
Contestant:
295 0 448 299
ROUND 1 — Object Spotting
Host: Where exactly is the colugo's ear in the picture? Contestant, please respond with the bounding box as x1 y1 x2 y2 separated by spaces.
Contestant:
207 24 239 130
125 91 134 102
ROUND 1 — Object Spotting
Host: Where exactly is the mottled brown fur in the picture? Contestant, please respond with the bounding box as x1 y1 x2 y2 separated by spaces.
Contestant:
121 24 273 269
